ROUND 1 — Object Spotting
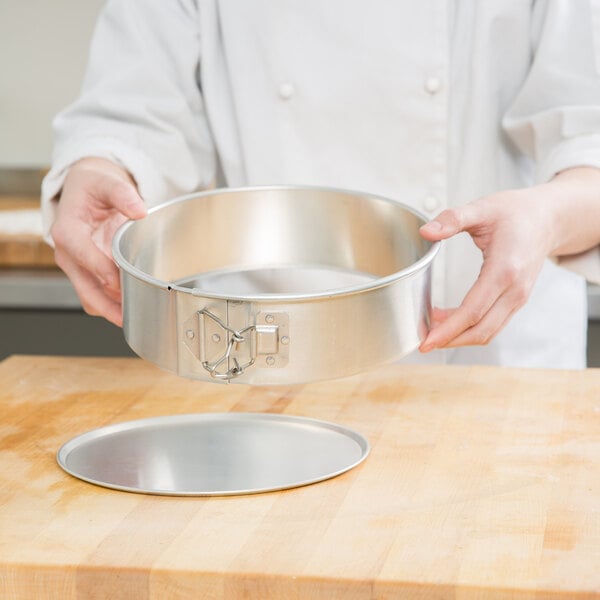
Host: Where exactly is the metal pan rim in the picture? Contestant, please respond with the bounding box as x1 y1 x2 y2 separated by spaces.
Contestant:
112 184 440 303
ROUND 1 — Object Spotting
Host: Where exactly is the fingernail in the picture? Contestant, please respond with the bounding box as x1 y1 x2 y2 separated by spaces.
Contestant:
421 221 442 232
128 203 147 217
125 195 146 211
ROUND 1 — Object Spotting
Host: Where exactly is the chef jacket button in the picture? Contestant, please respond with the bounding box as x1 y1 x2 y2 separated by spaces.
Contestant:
278 82 295 100
423 195 441 212
424 76 442 95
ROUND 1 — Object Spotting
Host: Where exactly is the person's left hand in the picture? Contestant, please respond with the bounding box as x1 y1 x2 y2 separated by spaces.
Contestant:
417 186 556 351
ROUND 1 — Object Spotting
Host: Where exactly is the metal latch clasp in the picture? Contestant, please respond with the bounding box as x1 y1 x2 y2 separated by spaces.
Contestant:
195 308 289 381
199 309 254 380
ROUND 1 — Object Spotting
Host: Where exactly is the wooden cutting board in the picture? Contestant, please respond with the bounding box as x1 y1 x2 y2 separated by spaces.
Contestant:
1 355 599 599
0 195 56 268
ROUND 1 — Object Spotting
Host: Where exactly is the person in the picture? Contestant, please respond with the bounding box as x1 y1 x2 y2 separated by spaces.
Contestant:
42 0 600 368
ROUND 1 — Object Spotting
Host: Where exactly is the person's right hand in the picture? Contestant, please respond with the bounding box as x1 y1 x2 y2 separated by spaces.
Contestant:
50 157 147 326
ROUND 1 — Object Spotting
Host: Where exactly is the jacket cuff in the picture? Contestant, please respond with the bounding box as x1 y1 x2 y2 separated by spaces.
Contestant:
555 248 600 286
536 134 600 184
537 134 600 284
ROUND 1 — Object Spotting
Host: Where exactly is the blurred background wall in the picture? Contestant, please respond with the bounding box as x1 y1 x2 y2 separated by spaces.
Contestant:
0 0 105 167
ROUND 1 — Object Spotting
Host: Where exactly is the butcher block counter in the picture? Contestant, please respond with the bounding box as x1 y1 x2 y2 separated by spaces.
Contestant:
1 355 599 599
0 195 55 268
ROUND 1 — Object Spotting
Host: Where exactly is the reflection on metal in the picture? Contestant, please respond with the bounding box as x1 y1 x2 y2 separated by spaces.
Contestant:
113 185 439 385
57 412 370 496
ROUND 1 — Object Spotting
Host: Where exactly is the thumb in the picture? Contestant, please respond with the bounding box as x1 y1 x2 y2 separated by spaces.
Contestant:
91 173 147 221
419 207 469 241
68 157 147 221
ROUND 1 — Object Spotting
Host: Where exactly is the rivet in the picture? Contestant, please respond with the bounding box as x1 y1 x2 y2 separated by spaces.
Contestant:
266 356 275 366
186 329 195 340
211 333 221 343
281 336 290 345
265 314 274 323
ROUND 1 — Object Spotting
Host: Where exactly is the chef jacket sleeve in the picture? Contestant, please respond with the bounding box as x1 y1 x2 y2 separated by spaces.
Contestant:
502 0 600 283
41 0 215 243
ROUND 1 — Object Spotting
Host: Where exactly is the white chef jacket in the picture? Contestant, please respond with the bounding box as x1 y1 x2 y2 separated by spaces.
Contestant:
42 0 600 368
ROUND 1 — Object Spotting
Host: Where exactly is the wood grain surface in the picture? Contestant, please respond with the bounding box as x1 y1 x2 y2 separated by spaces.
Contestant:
0 355 599 599
0 233 55 268
0 195 56 268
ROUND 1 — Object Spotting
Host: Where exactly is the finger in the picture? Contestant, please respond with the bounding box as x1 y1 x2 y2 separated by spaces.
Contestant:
430 307 455 328
421 269 531 352
102 280 122 304
66 159 147 221
56 254 123 326
439 288 524 348
93 177 147 221
420 263 509 351
52 219 121 294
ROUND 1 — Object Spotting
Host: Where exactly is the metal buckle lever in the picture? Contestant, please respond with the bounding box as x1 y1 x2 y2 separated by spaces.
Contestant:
194 307 289 381
198 309 255 381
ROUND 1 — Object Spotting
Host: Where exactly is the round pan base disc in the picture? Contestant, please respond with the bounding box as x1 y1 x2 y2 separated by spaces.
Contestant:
57 412 369 496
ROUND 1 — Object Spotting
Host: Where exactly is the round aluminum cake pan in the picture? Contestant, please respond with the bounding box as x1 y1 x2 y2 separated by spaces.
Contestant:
112 185 439 385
